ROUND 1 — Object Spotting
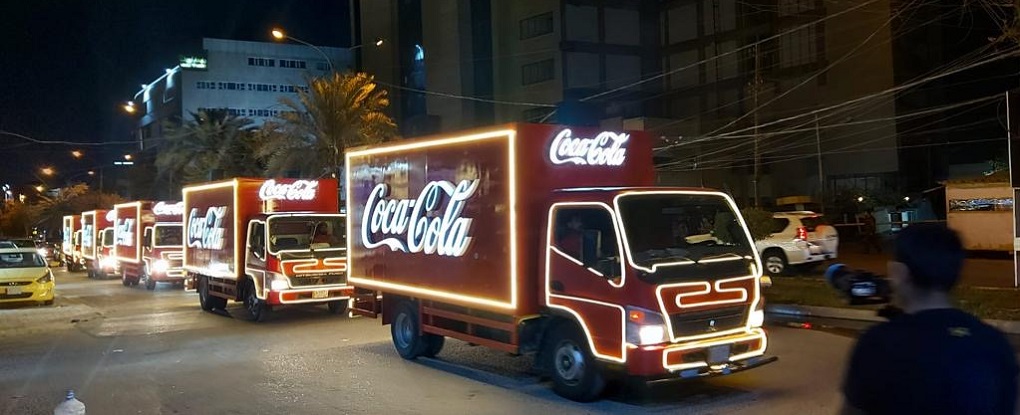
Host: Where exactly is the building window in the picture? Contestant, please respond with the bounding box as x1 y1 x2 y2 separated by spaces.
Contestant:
522 59 555 85
316 62 329 71
520 12 554 39
778 0 814 16
280 59 307 69
778 26 818 68
248 57 276 67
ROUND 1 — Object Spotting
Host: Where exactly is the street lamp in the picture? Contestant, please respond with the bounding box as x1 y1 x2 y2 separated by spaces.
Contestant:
34 185 44 193
123 101 136 114
270 27 335 72
40 167 54 176
71 150 83 159
349 38 385 50
124 154 133 161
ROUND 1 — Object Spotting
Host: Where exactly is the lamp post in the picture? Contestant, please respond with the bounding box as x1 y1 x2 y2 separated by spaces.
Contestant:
271 28 335 72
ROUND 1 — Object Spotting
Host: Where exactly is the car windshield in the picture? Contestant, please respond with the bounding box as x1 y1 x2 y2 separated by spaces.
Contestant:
101 229 115 247
6 240 36 248
0 252 46 268
268 216 346 252
154 225 183 247
616 193 755 271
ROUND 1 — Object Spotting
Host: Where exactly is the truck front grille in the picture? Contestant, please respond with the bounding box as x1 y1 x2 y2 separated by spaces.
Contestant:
289 274 347 287
669 305 747 338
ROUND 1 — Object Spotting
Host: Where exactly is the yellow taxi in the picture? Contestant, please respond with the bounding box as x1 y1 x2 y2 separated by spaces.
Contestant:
0 248 55 305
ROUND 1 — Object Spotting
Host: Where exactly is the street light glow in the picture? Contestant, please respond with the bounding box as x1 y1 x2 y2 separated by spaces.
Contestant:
71 150 83 158
87 171 95 176
124 154 133 161
857 196 865 202
40 167 54 176
271 29 285 40
374 38 384 46
34 185 44 192
123 102 136 113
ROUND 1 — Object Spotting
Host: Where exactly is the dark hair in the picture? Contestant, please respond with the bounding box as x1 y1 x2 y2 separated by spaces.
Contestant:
893 224 964 292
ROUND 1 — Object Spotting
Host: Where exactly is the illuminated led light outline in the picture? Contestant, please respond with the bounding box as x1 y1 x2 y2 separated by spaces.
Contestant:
345 129 519 310
81 211 99 260
281 258 349 275
62 216 78 256
612 190 763 277
152 201 184 217
544 202 629 363
265 213 348 256
664 277 752 309
277 287 353 304
654 275 759 343
660 329 767 372
112 201 144 264
182 179 240 279
613 190 764 342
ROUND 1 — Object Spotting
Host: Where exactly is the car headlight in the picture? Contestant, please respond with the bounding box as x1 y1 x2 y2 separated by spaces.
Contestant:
625 306 668 346
100 256 117 268
270 274 289 291
36 270 53 284
38 248 48 256
152 259 170 273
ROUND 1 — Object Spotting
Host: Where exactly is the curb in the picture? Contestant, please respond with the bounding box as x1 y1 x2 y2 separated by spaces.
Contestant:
766 304 1020 335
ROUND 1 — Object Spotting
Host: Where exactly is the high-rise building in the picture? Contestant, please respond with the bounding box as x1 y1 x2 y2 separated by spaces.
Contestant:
132 38 353 151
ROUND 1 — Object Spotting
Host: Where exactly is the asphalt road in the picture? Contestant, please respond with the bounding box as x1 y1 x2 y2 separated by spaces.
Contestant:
1 269 858 415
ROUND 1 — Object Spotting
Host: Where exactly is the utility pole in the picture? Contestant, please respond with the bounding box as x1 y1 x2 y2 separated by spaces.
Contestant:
815 114 825 213
751 43 763 207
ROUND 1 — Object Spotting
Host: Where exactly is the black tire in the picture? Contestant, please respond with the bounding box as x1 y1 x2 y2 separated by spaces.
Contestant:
421 334 445 358
543 323 606 402
762 249 788 277
144 274 156 291
198 276 226 312
391 301 426 359
121 275 131 286
327 300 349 315
239 279 269 322
42 299 54 306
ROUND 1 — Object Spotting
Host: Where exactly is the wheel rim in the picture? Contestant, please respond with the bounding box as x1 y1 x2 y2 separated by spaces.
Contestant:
245 284 260 317
394 312 414 350
554 341 586 385
766 256 784 274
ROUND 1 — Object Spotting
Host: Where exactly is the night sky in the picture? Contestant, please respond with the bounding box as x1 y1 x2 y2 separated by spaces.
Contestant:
0 0 351 186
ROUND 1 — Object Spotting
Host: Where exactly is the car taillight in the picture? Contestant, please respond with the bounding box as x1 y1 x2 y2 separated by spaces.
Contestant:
795 226 808 241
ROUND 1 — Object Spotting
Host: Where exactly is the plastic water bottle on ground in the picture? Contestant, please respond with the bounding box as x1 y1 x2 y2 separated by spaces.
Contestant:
53 390 85 415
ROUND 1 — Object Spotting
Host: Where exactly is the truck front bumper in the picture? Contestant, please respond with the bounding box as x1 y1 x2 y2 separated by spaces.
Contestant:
625 329 774 379
149 269 186 282
266 286 354 305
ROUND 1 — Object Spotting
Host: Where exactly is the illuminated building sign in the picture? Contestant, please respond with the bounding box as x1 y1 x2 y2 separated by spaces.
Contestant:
362 180 479 257
259 180 319 201
548 129 629 166
188 207 227 250
180 56 207 69
153 201 184 216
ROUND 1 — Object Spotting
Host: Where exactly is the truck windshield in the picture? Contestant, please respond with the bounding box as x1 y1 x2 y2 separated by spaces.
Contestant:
268 216 346 253
101 229 115 247
154 225 183 247
616 193 755 272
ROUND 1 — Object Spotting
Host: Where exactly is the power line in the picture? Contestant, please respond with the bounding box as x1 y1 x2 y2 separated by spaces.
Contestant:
0 131 139 146
373 80 557 108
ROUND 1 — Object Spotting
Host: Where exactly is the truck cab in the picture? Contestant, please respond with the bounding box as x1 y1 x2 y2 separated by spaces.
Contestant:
542 189 768 383
141 221 184 289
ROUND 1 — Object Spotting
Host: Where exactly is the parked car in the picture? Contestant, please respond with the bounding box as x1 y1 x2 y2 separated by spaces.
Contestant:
0 238 38 249
755 211 839 276
0 247 55 306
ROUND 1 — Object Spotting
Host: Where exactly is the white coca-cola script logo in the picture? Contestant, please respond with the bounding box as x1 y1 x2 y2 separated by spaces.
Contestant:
361 180 479 257
105 210 117 222
153 201 184 216
82 224 94 249
258 180 319 201
188 207 227 250
115 218 135 247
548 129 629 166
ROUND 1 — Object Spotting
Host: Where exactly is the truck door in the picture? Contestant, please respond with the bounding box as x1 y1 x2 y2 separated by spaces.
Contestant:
545 204 627 363
246 221 269 298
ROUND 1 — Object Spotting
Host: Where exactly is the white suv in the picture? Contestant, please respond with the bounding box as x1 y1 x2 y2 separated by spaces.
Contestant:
755 211 839 276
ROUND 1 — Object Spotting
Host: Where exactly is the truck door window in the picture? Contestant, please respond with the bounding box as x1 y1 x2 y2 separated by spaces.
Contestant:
553 208 619 271
143 228 152 249
250 223 266 259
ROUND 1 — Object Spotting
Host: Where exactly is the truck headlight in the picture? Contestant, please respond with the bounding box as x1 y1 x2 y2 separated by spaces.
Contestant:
152 259 170 273
625 306 668 346
100 256 117 269
270 274 289 291
749 309 765 328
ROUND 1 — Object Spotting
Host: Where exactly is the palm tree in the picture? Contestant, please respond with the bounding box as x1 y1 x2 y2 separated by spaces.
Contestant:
258 72 396 177
156 109 263 186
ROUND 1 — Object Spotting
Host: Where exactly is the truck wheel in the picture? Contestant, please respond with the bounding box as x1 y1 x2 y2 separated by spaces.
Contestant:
144 274 156 291
391 301 426 359
763 249 788 276
327 300 348 315
240 279 269 322
421 335 445 358
543 324 606 402
121 274 131 286
198 276 226 312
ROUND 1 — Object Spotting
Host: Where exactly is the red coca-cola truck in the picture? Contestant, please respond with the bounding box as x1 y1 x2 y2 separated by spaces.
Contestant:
113 201 185 290
182 178 350 321
346 123 775 401
61 215 83 272
81 209 116 279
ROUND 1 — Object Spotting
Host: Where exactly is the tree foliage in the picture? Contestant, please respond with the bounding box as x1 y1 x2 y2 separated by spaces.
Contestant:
740 207 776 241
157 109 264 186
0 184 125 237
258 72 396 177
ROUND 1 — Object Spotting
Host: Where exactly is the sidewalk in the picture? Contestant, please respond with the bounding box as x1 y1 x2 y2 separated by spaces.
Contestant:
767 304 1020 335
832 246 1017 289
